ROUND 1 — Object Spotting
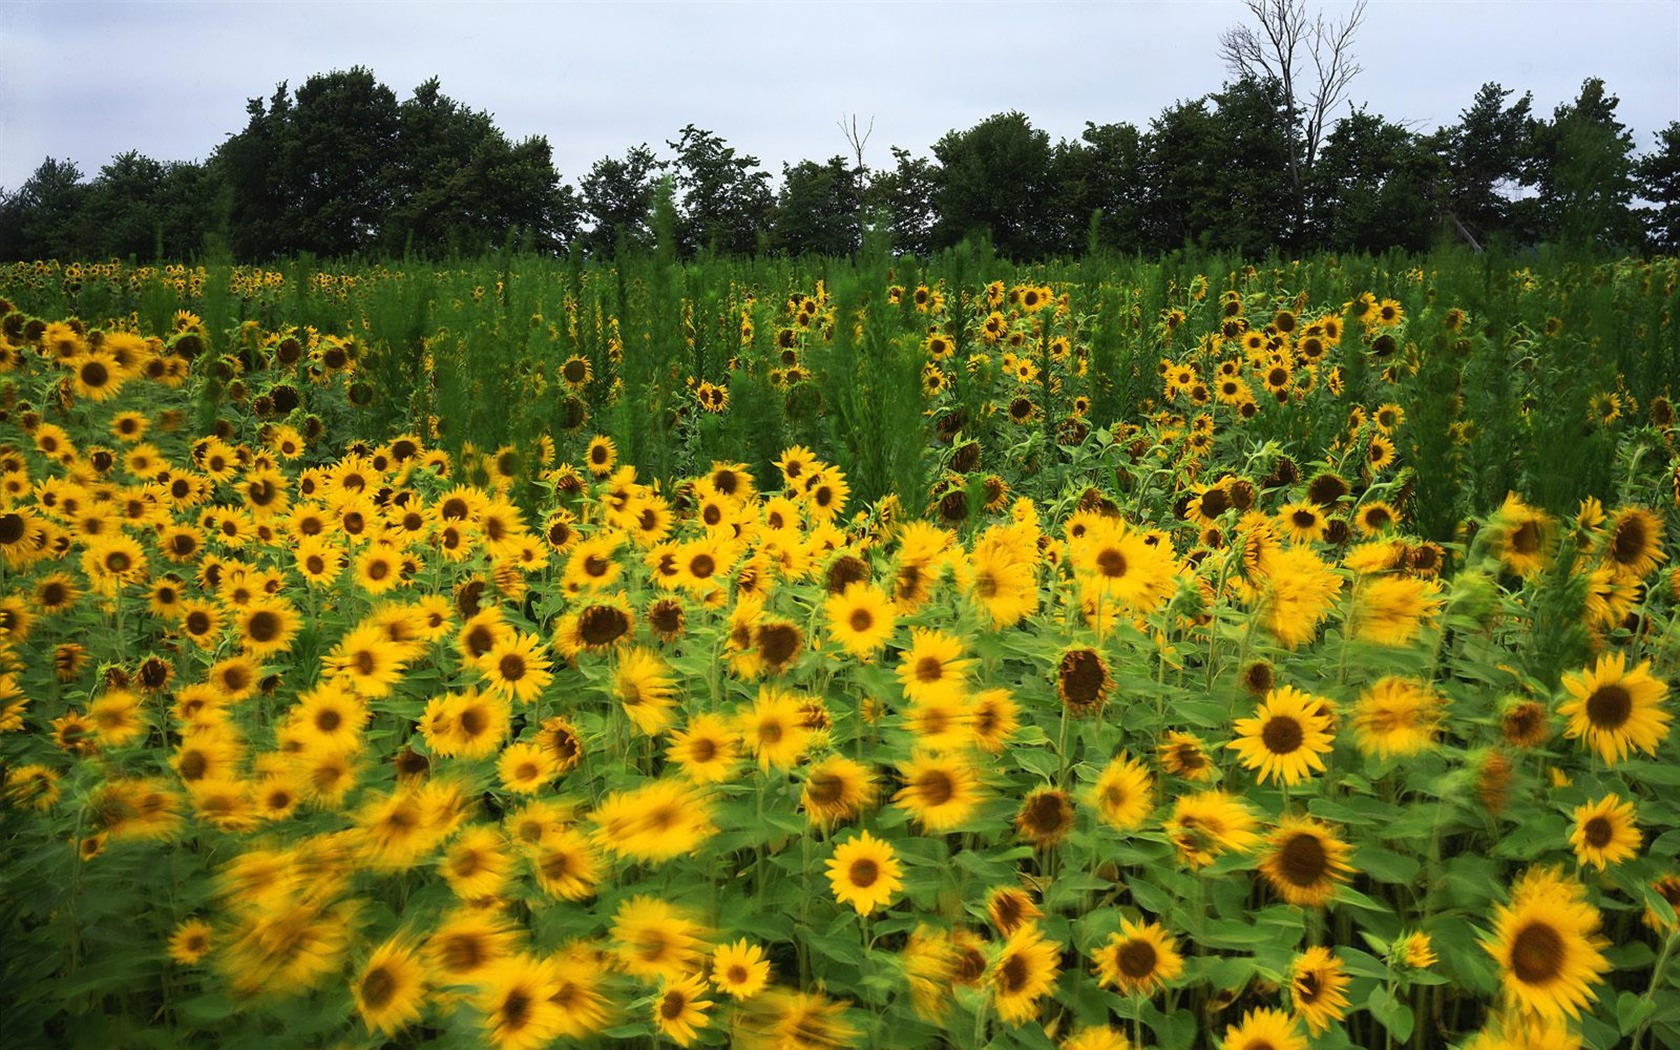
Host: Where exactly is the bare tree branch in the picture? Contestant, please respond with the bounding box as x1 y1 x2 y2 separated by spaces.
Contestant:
1218 0 1366 199
838 114 874 175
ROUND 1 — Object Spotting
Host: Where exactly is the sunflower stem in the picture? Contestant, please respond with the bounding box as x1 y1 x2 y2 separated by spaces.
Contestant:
1632 930 1678 1049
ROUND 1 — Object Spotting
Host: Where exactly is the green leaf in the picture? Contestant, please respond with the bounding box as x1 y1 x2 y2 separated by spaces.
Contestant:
1367 985 1415 1042
1617 990 1657 1036
1352 845 1420 884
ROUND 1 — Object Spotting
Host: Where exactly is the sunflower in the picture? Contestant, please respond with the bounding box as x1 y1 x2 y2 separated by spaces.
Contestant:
236 597 299 658
652 972 713 1048
1488 494 1556 578
1228 685 1335 786
324 623 413 698
547 947 613 1039
1258 816 1354 908
353 934 428 1037
1350 575 1444 647
894 751 982 832
1056 646 1112 717
478 954 565 1050
1276 501 1328 544
354 545 405 594
970 688 1020 754
1222 1008 1306 1050
1351 677 1443 759
711 938 771 1000
1288 945 1350 1035
1601 507 1666 580
436 823 514 893
81 533 148 590
290 681 368 754
800 754 876 827
666 713 740 784
823 580 897 657
1557 652 1670 765
963 523 1039 627
614 647 678 736
985 886 1043 936
1091 918 1183 996
1062 1026 1137 1050
990 923 1060 1026
896 628 974 704
588 778 713 864
497 742 556 794
739 685 813 771
610 896 709 982
87 688 145 747
826 830 903 915
1569 794 1640 870
1482 867 1610 1021
1165 790 1260 868
167 918 214 966
1157 731 1217 781
558 354 593 390
1068 517 1177 615
421 689 509 759
479 632 554 705
529 826 602 902
1014 787 1075 850
1090 753 1154 831
585 436 617 477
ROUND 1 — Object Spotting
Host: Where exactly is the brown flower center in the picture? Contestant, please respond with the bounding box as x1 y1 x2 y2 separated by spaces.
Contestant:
1261 715 1304 755
1585 684 1632 730
1509 922 1565 985
1277 831 1328 887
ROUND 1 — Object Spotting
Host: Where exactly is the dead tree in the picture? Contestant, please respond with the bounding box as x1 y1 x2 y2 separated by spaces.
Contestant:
1219 0 1367 204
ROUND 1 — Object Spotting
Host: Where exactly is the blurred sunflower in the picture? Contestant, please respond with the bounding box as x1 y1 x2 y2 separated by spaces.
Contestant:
1222 1008 1305 1050
1289 946 1350 1034
1258 816 1354 907
1482 866 1609 1021
353 934 428 1037
990 923 1060 1025
894 751 982 832
800 754 875 827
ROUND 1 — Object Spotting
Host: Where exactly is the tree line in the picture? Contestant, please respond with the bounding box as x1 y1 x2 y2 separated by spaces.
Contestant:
2 65 1675 263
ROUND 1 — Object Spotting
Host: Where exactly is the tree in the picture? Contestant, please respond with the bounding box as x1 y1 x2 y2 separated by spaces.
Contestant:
772 157 862 257
1139 97 1222 251
286 68 401 256
864 147 938 256
1427 82 1536 250
1139 79 1296 253
579 144 662 257
1636 122 1680 252
82 151 166 260
1046 122 1147 255
663 125 773 257
930 111 1054 259
0 158 92 260
1530 78 1641 251
214 67 401 258
1219 0 1367 215
1310 109 1435 252
384 78 577 255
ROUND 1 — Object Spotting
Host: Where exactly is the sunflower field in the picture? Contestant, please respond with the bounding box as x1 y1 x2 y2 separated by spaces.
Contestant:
0 250 1676 1050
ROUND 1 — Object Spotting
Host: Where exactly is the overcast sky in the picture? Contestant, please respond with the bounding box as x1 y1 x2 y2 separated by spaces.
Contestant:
1 0 1676 192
